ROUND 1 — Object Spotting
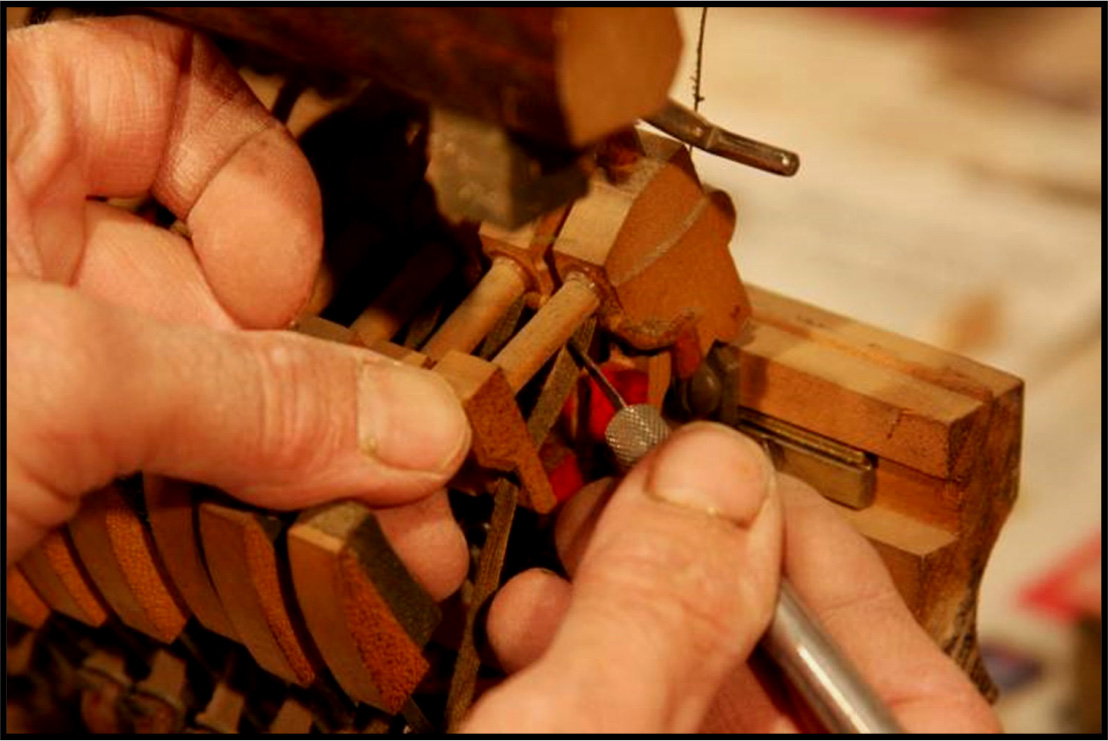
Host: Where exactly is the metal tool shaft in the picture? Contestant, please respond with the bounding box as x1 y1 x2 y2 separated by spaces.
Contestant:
646 100 800 177
763 581 903 733
577 350 902 733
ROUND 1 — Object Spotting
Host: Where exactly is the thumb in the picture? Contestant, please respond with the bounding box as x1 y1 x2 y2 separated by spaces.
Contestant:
463 422 782 734
6 281 470 565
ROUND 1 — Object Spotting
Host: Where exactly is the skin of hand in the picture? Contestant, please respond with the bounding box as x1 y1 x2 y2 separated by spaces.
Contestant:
5 16 471 600
6 16 1002 736
475 423 1003 734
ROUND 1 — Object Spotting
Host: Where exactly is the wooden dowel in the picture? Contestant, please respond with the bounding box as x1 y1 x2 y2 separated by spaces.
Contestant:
269 697 314 734
492 273 600 393
421 258 528 361
193 682 246 734
350 242 456 346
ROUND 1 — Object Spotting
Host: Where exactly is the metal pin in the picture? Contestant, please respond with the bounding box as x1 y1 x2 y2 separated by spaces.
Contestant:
645 99 800 177
566 340 625 410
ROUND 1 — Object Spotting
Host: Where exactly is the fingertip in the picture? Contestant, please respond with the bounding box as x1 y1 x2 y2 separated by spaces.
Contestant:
508 423 784 732
775 472 826 506
77 202 240 329
356 360 472 480
188 125 323 329
375 490 469 601
487 569 572 673
644 422 775 526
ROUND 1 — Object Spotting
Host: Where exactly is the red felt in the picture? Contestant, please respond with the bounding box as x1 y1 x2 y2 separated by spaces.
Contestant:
585 363 650 441
547 451 585 505
548 362 651 504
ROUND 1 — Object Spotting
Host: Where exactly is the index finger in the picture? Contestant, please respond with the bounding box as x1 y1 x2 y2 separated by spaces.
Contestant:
703 475 1001 734
6 16 321 327
777 476 1001 733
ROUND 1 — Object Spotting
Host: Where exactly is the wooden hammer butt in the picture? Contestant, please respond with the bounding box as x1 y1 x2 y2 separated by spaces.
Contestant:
67 483 189 643
289 501 439 714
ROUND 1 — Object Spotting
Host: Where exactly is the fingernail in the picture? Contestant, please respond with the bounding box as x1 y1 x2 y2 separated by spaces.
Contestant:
644 422 774 526
357 359 471 475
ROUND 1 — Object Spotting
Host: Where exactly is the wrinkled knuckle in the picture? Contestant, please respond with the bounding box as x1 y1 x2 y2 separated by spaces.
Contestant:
247 337 334 474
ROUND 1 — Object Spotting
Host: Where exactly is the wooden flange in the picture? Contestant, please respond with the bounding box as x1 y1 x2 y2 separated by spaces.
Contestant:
435 351 557 513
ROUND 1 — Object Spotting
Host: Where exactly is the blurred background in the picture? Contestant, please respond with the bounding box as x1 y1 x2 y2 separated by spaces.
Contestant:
663 6 1101 734
6 5 1101 734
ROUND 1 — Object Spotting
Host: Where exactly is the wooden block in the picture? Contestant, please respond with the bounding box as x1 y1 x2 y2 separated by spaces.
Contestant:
435 351 557 512
739 292 989 481
554 132 698 291
198 502 321 686
370 340 433 368
553 130 749 354
67 483 189 643
288 502 440 713
735 285 1022 697
143 476 239 641
192 681 246 734
6 567 51 628
609 344 672 410
293 315 365 346
269 697 314 734
605 187 745 354
130 649 188 734
17 530 109 628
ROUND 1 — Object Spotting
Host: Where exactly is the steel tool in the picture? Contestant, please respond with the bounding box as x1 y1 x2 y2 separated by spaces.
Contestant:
570 341 905 735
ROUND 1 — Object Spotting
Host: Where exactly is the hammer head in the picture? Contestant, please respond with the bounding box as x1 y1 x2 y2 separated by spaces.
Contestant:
552 129 751 355
427 108 590 229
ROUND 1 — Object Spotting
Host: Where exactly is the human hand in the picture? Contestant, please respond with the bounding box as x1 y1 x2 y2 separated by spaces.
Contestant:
5 15 470 599
465 423 1001 734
